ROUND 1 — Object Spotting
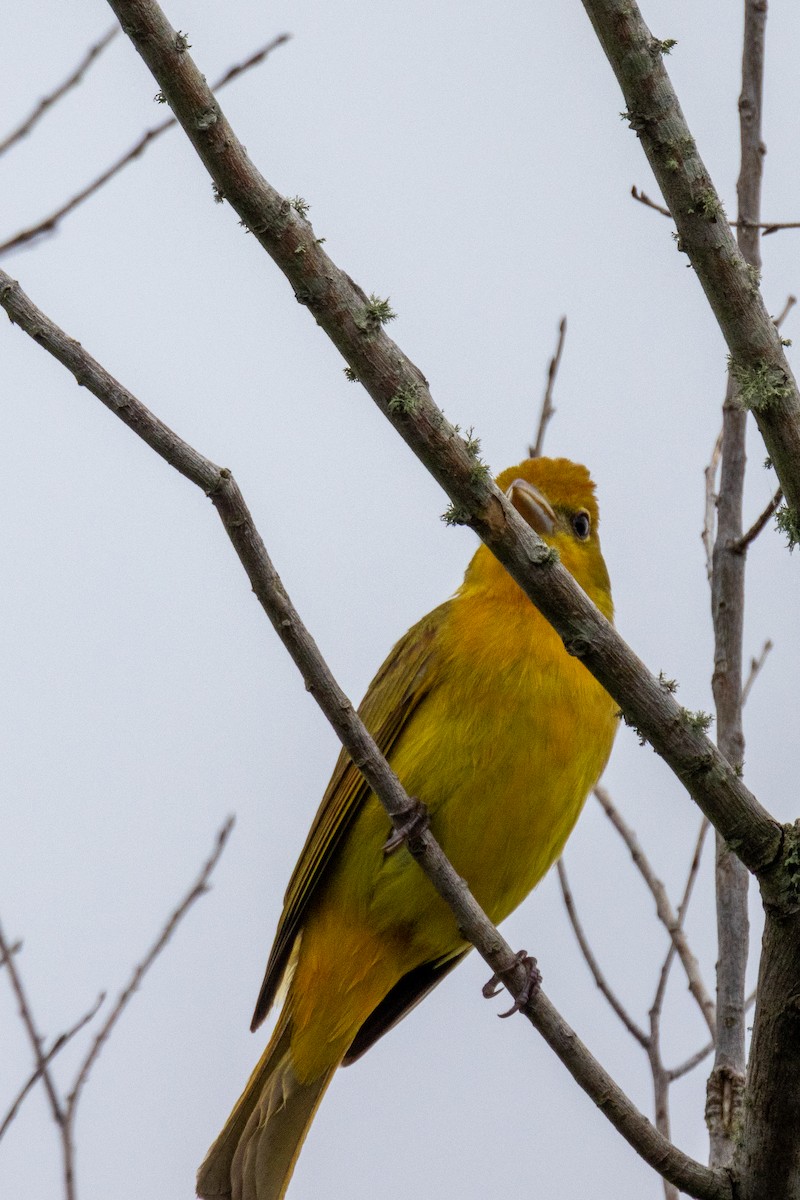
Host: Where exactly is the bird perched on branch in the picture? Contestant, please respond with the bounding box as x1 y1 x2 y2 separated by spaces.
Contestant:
197 456 617 1200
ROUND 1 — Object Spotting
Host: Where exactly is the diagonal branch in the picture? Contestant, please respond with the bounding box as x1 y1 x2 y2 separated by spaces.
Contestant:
0 994 104 1141
65 816 235 1117
0 28 118 158
0 919 64 1126
0 34 290 258
0 270 729 1200
595 786 716 1037
582 0 800 533
82 0 782 884
732 489 782 554
557 859 649 1046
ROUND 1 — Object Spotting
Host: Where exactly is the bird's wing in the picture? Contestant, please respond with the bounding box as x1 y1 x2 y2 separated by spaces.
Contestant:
250 600 450 1030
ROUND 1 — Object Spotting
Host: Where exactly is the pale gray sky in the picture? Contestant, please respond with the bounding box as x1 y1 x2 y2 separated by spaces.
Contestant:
2 2 798 1197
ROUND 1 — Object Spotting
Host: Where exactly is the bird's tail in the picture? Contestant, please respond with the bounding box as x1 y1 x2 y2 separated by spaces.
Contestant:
196 1012 338 1200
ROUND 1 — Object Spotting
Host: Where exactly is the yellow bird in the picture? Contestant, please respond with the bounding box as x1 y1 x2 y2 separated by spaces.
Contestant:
197 456 617 1200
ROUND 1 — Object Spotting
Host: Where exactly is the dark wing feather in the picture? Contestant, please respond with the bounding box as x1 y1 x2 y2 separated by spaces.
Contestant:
250 601 450 1031
342 950 469 1064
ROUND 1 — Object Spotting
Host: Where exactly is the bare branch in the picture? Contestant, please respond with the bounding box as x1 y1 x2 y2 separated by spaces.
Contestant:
774 295 797 329
557 859 649 1046
529 316 567 457
0 820 231 1199
66 816 234 1114
0 28 118 158
651 816 710 1022
632 187 800 237
703 429 723 582
75 0 782 880
731 488 782 554
0 270 729 1200
631 185 671 218
741 639 774 707
0 994 104 1141
583 0 800 536
0 920 65 1127
707 1 767 1164
595 786 716 1037
0 34 291 258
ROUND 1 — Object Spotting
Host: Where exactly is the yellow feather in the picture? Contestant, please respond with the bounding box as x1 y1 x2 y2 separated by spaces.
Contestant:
197 456 617 1200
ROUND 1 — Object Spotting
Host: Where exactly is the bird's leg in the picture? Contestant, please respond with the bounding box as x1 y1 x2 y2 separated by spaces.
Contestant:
482 950 541 1018
382 796 430 855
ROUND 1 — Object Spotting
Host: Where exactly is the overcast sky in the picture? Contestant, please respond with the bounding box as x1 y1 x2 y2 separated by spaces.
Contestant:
2 2 798 1198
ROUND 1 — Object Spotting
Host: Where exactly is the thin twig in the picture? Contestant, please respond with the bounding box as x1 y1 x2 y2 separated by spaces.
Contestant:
66 816 234 1114
530 316 567 457
651 816 710 1024
631 187 800 235
0 34 291 258
0 28 118 158
731 488 782 554
668 991 756 1083
741 639 774 708
0 820 232 1199
703 430 723 583
0 994 104 1141
0 268 730 1200
594 786 716 1037
0 920 65 1127
557 859 649 1046
0 938 22 967
774 295 797 329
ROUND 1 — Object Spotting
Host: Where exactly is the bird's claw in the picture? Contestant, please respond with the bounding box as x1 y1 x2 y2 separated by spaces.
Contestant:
383 797 430 855
482 950 541 1018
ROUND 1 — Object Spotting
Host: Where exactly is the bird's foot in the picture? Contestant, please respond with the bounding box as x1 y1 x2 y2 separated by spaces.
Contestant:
382 797 429 855
482 950 541 1018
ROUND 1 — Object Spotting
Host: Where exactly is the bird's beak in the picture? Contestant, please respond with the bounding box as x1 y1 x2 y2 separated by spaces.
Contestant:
505 478 556 537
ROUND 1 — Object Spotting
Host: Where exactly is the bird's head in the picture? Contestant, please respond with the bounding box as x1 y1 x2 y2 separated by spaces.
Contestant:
464 456 613 621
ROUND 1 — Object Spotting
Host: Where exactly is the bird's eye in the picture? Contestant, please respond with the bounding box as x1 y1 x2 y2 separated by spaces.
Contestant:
571 511 591 540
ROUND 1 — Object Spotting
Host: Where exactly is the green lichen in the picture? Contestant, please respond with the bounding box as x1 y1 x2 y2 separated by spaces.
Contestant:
688 189 723 222
730 358 793 412
154 91 167 104
469 459 491 486
775 503 800 551
359 295 397 335
441 503 471 527
174 31 192 53
388 382 420 415
617 711 648 746
463 426 481 458
212 183 225 204
658 671 678 694
655 37 678 54
289 196 311 219
681 707 713 734
343 367 359 382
